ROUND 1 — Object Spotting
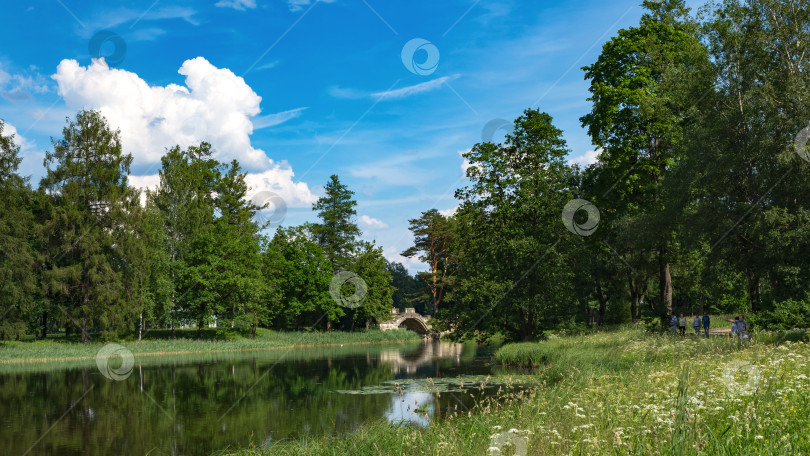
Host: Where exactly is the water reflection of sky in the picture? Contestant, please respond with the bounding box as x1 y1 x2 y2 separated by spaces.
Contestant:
385 391 435 428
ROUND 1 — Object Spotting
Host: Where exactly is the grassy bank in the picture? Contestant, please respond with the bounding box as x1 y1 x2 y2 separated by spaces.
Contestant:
219 327 810 455
0 328 422 365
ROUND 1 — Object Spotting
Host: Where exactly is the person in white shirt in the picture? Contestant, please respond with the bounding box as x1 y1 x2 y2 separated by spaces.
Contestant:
723 316 739 336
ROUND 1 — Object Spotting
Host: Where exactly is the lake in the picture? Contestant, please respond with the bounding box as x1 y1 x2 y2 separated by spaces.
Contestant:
0 341 528 455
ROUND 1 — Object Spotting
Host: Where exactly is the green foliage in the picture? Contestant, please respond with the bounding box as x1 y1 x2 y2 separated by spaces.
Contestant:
443 109 578 342
2 0 809 350
402 209 456 314
264 226 336 330
0 120 36 340
309 174 360 269
39 110 142 342
341 241 394 329
750 297 810 331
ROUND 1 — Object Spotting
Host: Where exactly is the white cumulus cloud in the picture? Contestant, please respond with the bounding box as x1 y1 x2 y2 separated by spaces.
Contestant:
568 149 602 168
0 121 31 151
438 206 457 217
459 148 480 177
0 121 44 182
51 57 316 208
358 215 389 230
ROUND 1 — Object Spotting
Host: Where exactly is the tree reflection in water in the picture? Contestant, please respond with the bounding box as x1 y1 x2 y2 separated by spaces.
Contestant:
0 341 490 456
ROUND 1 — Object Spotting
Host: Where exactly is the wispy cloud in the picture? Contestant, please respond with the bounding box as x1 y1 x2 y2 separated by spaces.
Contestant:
77 6 199 37
328 85 368 100
330 75 460 102
215 0 257 10
347 151 438 187
252 107 307 130
0 63 51 102
373 75 459 100
255 60 280 71
286 0 337 13
129 27 166 42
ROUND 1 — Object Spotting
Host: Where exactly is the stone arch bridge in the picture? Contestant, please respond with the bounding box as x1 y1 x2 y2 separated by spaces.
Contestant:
379 308 436 336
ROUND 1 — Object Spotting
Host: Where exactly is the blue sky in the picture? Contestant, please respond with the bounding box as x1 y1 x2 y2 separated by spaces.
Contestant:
0 0 704 271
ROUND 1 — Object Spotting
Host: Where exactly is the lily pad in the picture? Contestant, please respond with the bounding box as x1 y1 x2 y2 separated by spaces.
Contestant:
335 374 542 395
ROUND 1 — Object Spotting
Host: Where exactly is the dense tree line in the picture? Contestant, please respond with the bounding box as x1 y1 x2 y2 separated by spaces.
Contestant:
401 0 810 341
0 111 413 341
2 0 808 343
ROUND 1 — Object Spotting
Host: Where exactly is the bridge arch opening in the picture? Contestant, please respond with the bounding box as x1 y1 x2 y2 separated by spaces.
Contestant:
398 317 430 335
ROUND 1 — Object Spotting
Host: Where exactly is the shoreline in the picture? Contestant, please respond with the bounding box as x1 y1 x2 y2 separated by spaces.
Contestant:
0 338 423 365
0 338 422 365
0 329 424 366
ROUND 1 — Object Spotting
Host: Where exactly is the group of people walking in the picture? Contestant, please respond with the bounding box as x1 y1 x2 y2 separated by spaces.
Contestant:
669 313 749 339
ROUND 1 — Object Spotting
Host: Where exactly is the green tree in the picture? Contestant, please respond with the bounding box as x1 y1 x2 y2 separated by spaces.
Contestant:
446 109 578 342
139 201 173 339
342 241 394 330
39 110 141 342
0 121 36 340
580 0 711 316
150 143 219 337
401 209 456 315
211 160 267 337
310 174 360 270
385 261 425 313
264 227 336 330
309 174 361 330
678 0 810 317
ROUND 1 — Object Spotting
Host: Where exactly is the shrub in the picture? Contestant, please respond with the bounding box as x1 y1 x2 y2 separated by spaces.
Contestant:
751 297 810 331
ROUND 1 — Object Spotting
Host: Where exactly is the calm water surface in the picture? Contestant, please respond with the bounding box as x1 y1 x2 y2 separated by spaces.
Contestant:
0 341 519 455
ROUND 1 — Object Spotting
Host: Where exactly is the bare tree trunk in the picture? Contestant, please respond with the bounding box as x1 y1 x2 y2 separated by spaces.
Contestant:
747 270 760 313
659 248 672 315
628 275 646 323
597 298 607 327
519 309 534 341
81 312 89 343
40 311 48 340
138 313 143 341
82 267 90 343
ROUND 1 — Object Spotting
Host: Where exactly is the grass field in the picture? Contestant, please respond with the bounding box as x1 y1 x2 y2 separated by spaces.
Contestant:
0 328 422 365
218 326 810 456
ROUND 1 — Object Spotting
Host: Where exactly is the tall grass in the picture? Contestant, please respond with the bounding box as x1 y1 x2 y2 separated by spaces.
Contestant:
219 326 810 455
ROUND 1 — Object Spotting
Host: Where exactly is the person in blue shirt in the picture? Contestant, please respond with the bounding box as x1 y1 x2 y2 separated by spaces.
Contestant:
702 314 710 337
693 315 701 335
